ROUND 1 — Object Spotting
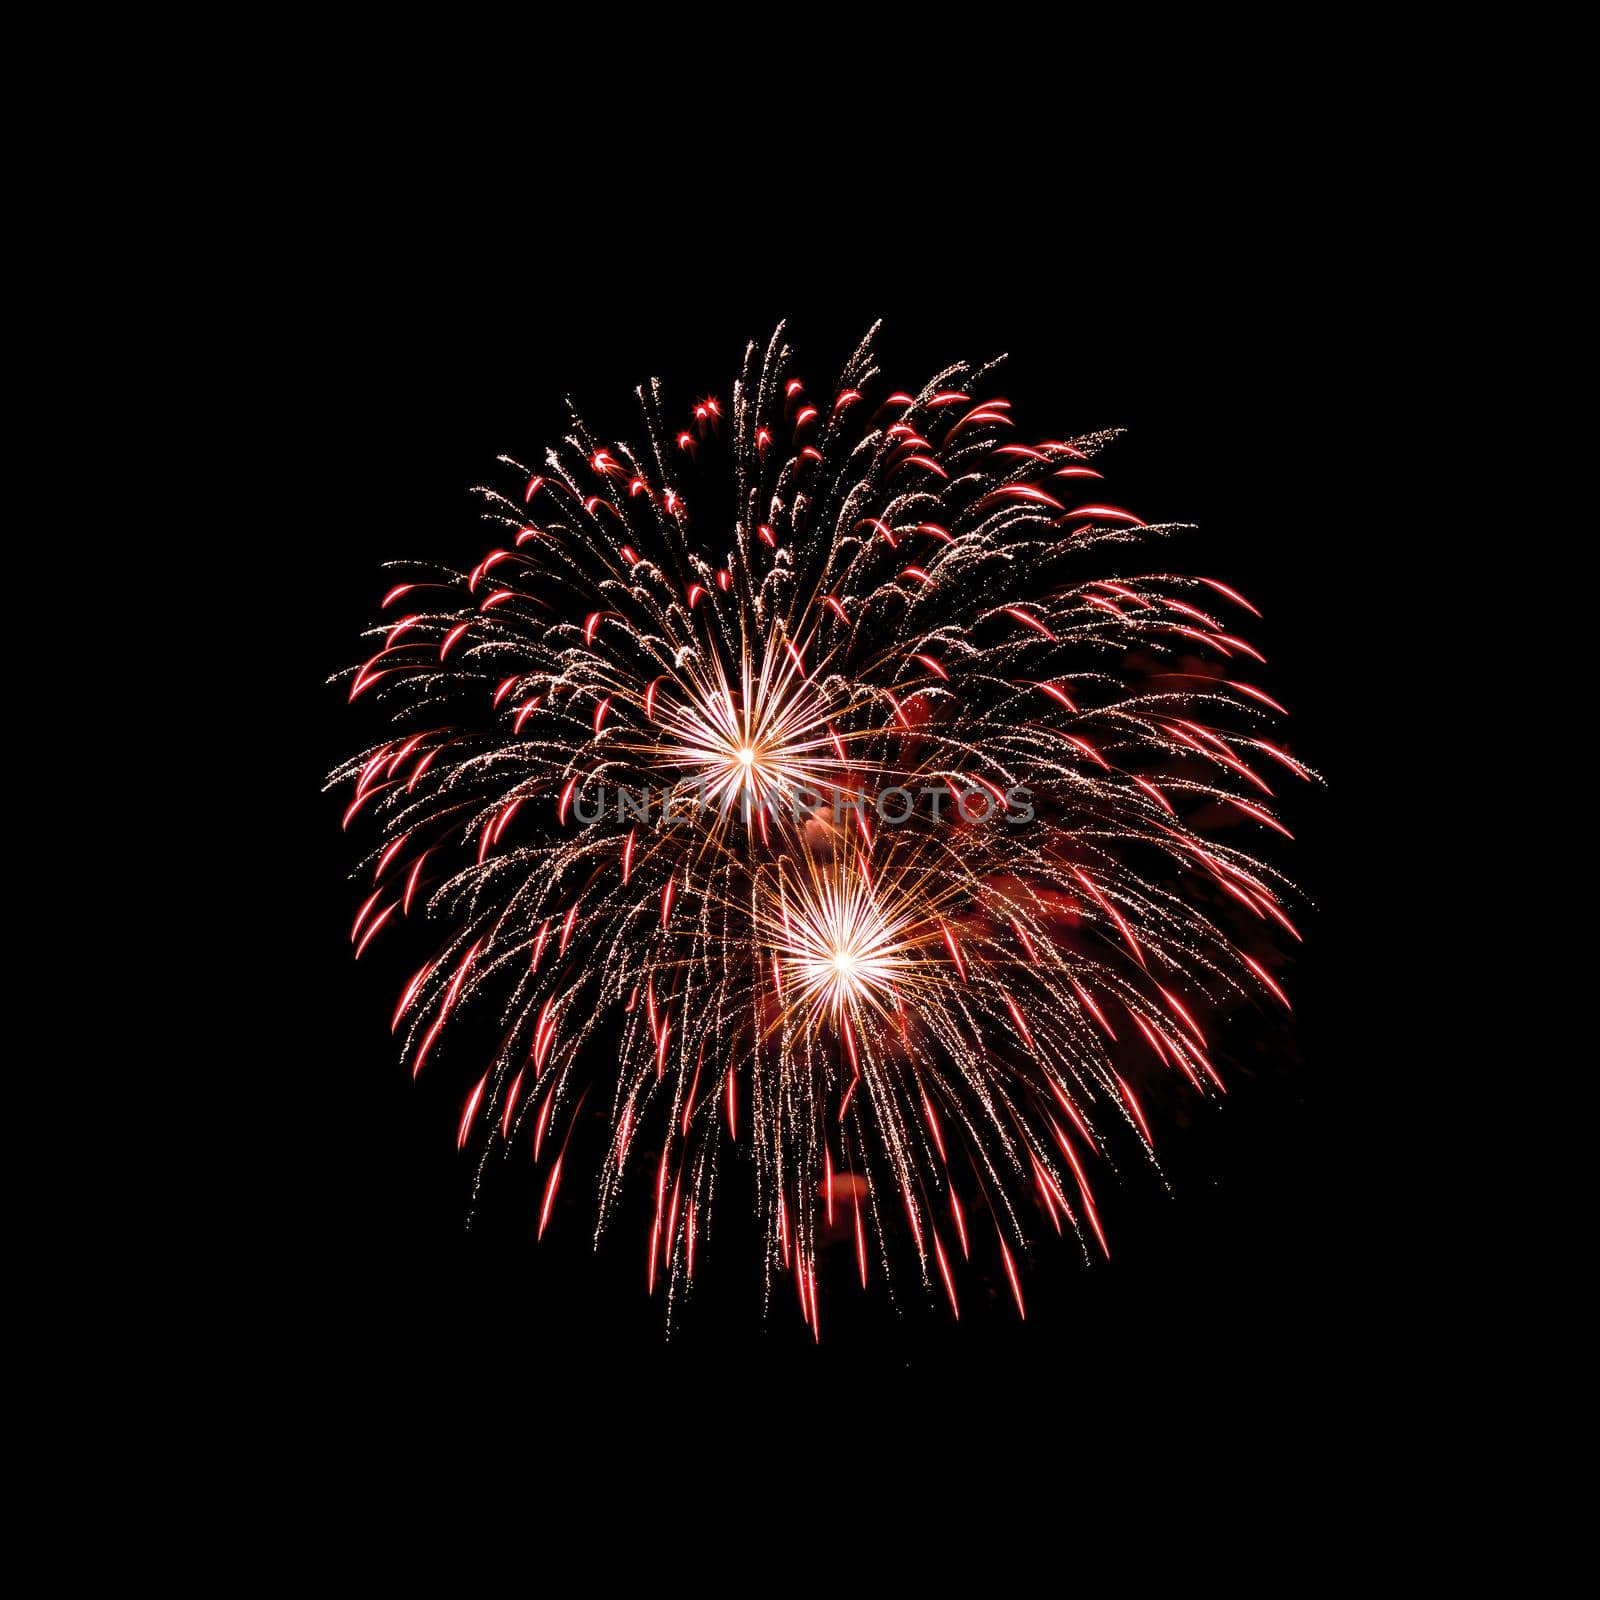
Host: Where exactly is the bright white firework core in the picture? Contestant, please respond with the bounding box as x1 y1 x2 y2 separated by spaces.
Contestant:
779 872 913 1023
654 634 844 817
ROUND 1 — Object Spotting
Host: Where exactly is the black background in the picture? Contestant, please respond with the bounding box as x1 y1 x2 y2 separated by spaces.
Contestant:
280 209 1383 1434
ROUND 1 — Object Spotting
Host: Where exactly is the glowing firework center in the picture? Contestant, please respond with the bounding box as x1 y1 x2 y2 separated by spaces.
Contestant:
776 870 912 1027
655 637 850 820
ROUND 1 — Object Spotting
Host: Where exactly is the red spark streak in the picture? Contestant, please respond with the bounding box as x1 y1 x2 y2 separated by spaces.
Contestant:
538 1156 562 1238
1200 577 1262 616
501 1069 524 1140
1064 504 1145 526
353 902 396 958
393 962 433 1032
932 1230 960 1319
457 1076 486 1150
999 1236 1025 1319
1071 869 1145 966
1005 607 1056 640
1116 1074 1153 1145
940 921 968 983
1070 980 1117 1040
1242 953 1292 1008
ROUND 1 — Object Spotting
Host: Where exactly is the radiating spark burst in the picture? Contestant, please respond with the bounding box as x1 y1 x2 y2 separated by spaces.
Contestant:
762 850 922 1028
648 624 851 818
329 321 1314 1335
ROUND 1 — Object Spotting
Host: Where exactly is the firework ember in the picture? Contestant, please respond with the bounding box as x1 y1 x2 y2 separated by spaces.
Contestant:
329 321 1312 1334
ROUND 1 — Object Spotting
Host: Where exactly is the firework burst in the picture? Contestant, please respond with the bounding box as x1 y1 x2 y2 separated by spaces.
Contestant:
330 321 1312 1334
